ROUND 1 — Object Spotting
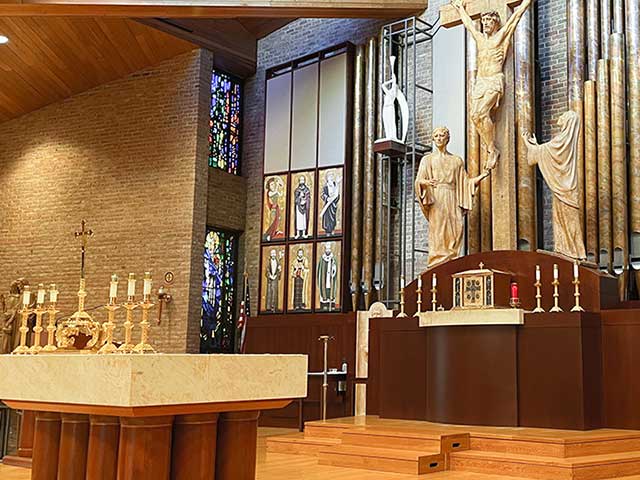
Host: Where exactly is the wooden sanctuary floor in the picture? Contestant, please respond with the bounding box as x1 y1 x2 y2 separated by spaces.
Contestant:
4 421 640 479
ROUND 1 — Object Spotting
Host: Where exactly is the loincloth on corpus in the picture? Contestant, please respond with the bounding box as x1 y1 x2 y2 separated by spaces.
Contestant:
471 73 505 107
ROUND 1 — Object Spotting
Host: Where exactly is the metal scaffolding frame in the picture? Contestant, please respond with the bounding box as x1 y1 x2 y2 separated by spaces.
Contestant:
375 16 438 308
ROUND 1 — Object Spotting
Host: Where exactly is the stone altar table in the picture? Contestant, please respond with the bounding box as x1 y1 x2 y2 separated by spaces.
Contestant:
0 354 307 480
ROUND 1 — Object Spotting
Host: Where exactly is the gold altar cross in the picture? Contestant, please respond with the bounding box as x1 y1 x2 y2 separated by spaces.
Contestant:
439 0 529 250
74 220 94 279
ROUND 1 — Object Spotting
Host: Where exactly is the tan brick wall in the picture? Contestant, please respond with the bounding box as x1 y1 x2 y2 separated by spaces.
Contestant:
0 50 207 353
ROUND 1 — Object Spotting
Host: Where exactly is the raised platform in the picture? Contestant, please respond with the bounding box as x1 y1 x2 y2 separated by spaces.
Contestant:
267 416 640 479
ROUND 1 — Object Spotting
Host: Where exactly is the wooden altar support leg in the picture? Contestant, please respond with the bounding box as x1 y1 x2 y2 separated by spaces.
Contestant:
215 411 260 480
171 413 219 480
18 410 35 459
58 414 89 480
86 416 119 480
32 412 61 480
117 416 173 480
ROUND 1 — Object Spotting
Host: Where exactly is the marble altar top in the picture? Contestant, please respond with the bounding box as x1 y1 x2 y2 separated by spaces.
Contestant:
0 354 307 407
418 308 525 327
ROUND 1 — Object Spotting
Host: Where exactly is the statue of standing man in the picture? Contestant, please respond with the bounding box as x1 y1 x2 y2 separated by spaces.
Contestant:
451 0 533 170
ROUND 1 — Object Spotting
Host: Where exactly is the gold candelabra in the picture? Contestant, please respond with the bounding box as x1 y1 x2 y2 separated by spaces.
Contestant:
99 301 120 354
413 279 423 317
12 298 32 355
133 298 156 354
550 265 563 313
397 277 408 318
533 280 545 313
42 295 59 353
30 289 46 354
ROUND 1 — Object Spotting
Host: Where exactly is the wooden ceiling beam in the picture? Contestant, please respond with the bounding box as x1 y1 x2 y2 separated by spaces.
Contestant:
0 0 427 18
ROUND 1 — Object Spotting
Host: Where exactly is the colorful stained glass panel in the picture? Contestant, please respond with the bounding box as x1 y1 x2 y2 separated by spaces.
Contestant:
209 69 242 175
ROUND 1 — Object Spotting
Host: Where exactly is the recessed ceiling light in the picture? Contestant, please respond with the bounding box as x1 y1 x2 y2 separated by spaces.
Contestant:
0 35 8 45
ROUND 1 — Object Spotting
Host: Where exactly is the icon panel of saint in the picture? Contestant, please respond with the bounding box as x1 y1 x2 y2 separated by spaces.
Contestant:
317 167 343 238
262 174 288 242
289 171 315 240
315 240 341 312
287 243 313 312
260 245 286 313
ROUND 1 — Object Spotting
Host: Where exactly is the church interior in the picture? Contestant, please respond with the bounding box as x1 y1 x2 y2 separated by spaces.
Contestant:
1 0 640 479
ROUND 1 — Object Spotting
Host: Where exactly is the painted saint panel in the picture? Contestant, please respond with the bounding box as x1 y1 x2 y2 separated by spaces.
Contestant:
315 240 342 312
287 243 313 312
317 167 343 237
262 174 288 242
260 245 286 313
289 170 315 240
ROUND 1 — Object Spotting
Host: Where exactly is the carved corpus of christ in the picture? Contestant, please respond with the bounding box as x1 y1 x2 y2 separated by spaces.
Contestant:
450 0 533 170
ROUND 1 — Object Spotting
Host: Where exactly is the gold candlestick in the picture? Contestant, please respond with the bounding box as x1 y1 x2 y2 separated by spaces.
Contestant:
12 305 32 355
533 280 545 313
431 287 437 312
413 282 423 317
29 302 46 354
397 277 408 318
99 302 120 354
42 303 59 353
133 298 156 354
118 298 138 354
571 278 585 312
550 269 563 313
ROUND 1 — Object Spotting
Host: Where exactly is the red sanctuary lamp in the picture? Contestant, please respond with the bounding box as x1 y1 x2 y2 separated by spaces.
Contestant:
509 281 521 308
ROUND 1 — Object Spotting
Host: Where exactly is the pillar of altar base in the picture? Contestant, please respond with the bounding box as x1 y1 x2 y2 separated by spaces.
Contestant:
32 412 61 480
171 413 219 480
18 410 35 458
58 414 89 480
86 416 119 480
117 416 173 480
215 411 260 480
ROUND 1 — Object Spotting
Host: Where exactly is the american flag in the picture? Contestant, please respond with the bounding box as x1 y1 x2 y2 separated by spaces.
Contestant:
237 272 250 354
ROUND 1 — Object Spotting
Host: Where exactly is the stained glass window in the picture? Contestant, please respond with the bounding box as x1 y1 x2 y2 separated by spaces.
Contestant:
209 69 242 175
201 228 238 353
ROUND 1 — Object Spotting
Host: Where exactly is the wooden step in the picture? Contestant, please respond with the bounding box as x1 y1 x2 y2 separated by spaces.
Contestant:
266 433 341 457
319 444 445 475
451 449 640 480
470 431 640 458
341 426 469 453
304 421 354 439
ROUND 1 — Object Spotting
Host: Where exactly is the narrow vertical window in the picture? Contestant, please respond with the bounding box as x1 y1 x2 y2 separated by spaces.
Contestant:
209 69 242 175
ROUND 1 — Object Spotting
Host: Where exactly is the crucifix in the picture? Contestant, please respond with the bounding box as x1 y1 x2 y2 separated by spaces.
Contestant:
440 0 533 250
74 219 94 280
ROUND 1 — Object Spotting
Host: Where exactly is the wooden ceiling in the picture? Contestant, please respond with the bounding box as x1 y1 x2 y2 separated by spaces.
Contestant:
0 17 196 123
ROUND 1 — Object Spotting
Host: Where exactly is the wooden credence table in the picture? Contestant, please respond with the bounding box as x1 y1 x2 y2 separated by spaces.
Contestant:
0 354 307 480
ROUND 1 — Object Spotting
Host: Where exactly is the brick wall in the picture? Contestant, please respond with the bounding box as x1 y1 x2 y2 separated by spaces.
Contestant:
0 49 209 353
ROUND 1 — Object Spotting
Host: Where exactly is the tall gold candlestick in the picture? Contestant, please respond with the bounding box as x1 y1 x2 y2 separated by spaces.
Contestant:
42 304 59 353
533 280 544 313
118 298 138 354
413 277 423 317
133 298 156 354
13 286 32 355
30 305 46 354
397 276 408 318
571 262 584 312
99 302 120 354
550 264 563 313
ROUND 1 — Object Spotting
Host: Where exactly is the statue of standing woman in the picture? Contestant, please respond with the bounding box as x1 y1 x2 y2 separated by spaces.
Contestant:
416 127 490 267
1 279 29 354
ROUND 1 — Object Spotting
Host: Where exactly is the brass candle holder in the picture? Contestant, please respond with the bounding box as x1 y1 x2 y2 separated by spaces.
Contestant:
550 266 563 313
413 281 423 317
42 297 59 353
571 279 584 312
99 301 120 354
118 297 138 354
133 297 156 354
12 304 33 355
431 286 437 312
397 277 408 318
29 291 47 354
533 280 545 313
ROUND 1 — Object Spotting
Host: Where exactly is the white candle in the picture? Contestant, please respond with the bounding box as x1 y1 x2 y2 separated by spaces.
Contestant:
49 284 58 303
22 287 31 306
37 284 46 305
573 262 579 279
417 275 422 289
127 273 136 297
553 264 559 280
432 273 437 288
109 274 118 300
143 272 152 296
400 276 405 289
535 265 541 282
